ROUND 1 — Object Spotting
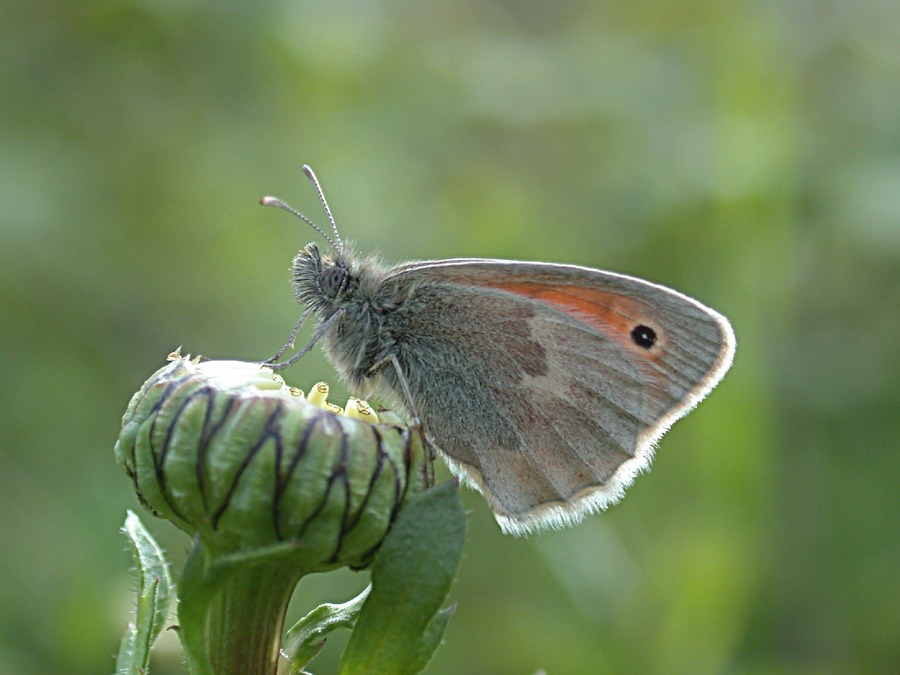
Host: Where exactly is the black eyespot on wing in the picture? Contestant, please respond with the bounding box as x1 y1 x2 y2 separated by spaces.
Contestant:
322 265 347 298
630 324 657 349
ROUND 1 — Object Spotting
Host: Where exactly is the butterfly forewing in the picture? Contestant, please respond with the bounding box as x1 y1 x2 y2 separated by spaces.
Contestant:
382 259 734 533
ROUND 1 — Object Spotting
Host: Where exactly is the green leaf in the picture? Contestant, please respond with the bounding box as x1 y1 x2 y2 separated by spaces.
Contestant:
280 585 371 673
115 511 173 675
338 481 466 675
412 605 456 668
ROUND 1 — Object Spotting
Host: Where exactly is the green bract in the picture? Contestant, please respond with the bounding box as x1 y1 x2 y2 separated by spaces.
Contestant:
115 355 434 572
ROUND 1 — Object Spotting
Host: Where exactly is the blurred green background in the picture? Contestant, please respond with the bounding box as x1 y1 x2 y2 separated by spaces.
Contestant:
1 1 897 673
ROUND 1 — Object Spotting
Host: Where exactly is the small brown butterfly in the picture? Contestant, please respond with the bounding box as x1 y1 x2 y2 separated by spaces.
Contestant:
263 166 735 535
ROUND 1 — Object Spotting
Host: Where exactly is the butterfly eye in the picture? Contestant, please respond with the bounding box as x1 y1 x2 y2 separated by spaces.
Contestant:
322 265 347 298
630 324 658 349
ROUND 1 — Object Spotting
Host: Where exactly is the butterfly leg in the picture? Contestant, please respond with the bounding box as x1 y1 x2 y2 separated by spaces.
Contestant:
266 308 345 370
366 353 421 426
263 306 313 363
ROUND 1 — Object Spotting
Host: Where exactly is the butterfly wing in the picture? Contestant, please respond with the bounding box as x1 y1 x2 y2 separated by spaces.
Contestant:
378 259 735 535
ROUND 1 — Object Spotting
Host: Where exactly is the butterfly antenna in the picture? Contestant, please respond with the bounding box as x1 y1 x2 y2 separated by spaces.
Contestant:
259 195 340 254
301 164 343 254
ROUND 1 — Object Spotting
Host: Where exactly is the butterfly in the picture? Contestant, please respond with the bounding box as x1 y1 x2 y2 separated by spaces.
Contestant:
262 166 735 535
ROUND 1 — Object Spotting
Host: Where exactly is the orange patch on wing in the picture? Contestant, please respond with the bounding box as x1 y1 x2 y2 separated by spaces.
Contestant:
489 281 659 354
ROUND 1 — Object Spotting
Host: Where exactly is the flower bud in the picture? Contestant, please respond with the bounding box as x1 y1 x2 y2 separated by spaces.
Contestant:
115 354 433 572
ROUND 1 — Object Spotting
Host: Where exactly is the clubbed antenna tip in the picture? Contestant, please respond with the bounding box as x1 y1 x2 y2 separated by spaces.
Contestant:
259 180 341 255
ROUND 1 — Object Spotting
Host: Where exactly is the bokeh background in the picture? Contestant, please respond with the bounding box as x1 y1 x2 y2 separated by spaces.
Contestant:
1 2 897 673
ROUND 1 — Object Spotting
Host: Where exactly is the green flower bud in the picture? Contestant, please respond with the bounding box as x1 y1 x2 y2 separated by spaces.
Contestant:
115 354 434 572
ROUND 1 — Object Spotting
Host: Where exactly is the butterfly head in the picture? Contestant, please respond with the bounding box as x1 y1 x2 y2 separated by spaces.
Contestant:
291 242 356 316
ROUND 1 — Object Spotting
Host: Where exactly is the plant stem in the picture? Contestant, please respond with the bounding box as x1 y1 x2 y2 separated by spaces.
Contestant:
204 563 301 675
